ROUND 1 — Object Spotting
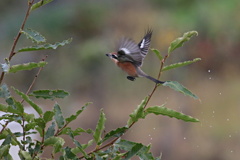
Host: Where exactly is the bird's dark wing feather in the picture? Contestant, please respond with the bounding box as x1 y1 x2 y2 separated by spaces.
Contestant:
138 29 152 57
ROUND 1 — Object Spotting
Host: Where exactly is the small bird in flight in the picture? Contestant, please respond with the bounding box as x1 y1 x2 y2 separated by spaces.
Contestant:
106 29 164 84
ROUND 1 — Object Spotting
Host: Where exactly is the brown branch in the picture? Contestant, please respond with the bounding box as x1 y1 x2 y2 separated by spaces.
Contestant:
0 0 35 85
79 55 169 159
20 55 48 104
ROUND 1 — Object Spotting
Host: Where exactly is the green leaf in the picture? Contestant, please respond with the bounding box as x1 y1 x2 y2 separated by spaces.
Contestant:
54 103 65 129
0 84 10 98
102 127 128 143
17 38 72 52
35 117 46 129
13 87 43 116
151 48 163 61
9 61 47 73
168 31 198 54
93 109 106 145
43 111 54 123
68 130 89 158
25 122 37 131
127 97 148 127
19 150 32 160
30 0 53 11
162 58 201 71
163 81 198 99
81 139 94 150
0 103 8 112
0 144 10 158
21 28 46 44
65 102 91 124
123 143 144 160
30 89 69 100
45 122 56 139
63 147 77 159
145 106 199 122
44 137 65 153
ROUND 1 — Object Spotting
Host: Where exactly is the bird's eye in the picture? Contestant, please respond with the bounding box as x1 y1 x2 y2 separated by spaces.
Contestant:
112 54 118 59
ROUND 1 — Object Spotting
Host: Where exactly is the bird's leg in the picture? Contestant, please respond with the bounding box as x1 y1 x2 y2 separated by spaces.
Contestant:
127 76 136 81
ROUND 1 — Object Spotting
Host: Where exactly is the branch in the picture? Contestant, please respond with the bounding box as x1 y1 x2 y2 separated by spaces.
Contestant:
0 0 35 85
79 55 169 159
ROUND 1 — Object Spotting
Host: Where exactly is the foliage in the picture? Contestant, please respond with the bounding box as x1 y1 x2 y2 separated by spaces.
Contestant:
0 0 200 159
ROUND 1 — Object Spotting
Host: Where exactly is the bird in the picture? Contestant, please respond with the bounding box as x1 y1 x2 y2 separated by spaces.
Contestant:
106 29 164 84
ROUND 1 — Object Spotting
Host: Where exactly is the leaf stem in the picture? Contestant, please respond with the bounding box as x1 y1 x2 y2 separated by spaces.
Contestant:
79 54 168 159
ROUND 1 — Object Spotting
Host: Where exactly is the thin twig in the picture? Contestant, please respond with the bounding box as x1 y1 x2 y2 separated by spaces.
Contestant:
20 55 48 104
79 55 168 159
0 0 35 85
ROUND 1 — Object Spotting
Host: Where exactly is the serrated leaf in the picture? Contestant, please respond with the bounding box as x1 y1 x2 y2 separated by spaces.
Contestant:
93 109 106 145
44 137 65 153
64 147 77 159
9 61 47 73
145 106 199 122
65 102 91 124
127 97 148 127
17 38 72 52
35 117 46 130
25 122 36 131
0 84 10 98
30 0 53 11
43 111 54 123
45 122 55 139
68 130 89 158
162 58 201 71
102 127 128 143
13 87 43 116
0 144 10 157
81 139 94 150
168 31 198 54
123 143 144 160
21 28 46 44
30 89 69 100
151 48 163 61
19 150 32 160
163 81 198 99
54 103 65 129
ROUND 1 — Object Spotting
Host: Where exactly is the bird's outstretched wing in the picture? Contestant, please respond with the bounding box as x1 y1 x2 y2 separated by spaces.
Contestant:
117 38 143 66
117 30 153 67
138 29 153 57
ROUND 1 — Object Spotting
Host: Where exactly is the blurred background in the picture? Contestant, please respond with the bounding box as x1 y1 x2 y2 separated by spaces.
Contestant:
0 0 240 159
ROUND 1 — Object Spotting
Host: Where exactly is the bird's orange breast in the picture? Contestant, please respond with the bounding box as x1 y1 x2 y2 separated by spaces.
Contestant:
117 62 137 77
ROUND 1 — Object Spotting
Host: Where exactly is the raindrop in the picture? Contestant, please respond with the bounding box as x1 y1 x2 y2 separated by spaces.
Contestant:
230 150 233 153
229 135 232 138
227 119 230 121
219 92 222 95
212 111 215 114
153 128 156 130
183 137 186 140
209 77 212 80
208 70 211 73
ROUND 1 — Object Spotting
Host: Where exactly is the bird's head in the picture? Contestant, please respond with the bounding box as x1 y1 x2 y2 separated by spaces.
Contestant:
106 52 118 63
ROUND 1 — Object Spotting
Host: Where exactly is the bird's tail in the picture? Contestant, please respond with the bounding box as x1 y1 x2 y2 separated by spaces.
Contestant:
145 75 164 84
